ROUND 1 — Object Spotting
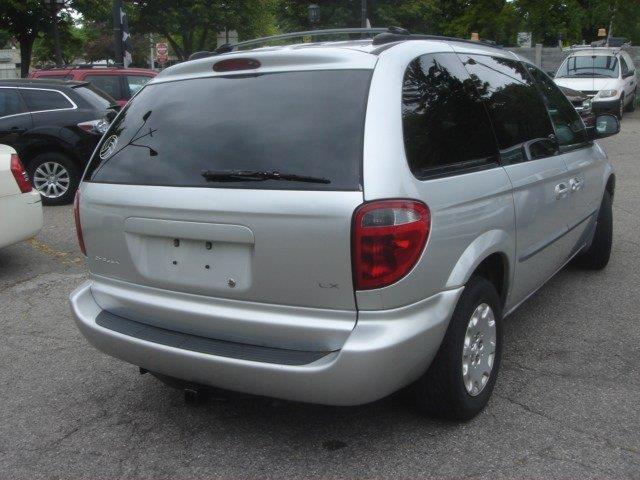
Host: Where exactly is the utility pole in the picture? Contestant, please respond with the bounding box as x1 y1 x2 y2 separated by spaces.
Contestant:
607 0 617 46
112 0 124 66
361 0 367 28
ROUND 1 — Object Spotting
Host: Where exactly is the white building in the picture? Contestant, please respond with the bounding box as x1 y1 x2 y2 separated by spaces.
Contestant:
0 48 20 79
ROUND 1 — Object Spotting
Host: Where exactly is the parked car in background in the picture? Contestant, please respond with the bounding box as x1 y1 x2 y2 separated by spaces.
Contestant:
30 65 157 106
559 85 596 127
553 45 636 119
0 79 117 205
70 29 619 421
0 144 42 249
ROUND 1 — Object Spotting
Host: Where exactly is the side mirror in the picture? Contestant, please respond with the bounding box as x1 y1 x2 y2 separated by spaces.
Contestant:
546 70 555 78
105 104 121 122
587 114 620 140
624 69 635 78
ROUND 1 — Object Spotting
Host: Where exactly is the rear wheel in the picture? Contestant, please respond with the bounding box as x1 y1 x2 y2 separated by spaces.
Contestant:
575 191 613 270
28 153 79 205
412 276 503 421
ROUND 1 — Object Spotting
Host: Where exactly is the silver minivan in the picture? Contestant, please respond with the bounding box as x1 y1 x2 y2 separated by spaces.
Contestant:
70 29 619 420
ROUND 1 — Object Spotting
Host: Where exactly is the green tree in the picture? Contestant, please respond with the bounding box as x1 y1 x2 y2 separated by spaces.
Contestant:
32 15 86 66
514 0 585 45
578 0 640 44
74 0 277 61
0 0 52 76
447 0 519 44
0 29 12 48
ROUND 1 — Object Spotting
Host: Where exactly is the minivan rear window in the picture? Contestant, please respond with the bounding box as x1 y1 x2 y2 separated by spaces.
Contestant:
85 70 372 191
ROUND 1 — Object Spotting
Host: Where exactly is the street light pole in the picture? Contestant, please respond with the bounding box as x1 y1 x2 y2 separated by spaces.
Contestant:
112 0 124 66
361 0 367 28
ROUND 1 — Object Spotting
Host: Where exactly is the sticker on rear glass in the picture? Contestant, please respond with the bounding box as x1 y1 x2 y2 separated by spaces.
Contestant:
99 135 118 160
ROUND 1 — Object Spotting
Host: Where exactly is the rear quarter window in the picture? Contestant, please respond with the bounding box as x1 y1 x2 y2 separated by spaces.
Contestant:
85 70 372 191
20 88 74 112
401 52 499 178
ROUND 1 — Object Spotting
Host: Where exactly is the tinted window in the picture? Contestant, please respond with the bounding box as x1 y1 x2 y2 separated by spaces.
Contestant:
460 55 555 164
74 85 115 110
126 75 153 97
620 57 629 76
402 53 498 178
0 88 26 117
556 55 619 79
21 88 73 111
526 65 588 149
84 75 121 99
86 70 372 191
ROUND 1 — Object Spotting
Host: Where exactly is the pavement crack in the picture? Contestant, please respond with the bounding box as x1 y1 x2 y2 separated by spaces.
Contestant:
497 393 640 465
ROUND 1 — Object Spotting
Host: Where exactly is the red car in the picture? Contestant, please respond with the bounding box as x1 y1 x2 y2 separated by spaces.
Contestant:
29 65 157 106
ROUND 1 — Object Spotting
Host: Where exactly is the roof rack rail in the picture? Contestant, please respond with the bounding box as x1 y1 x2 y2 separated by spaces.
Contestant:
35 62 123 70
189 27 388 60
371 29 505 50
564 40 631 53
187 26 505 62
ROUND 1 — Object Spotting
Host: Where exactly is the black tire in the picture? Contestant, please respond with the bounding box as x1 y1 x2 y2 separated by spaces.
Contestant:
625 90 636 112
412 276 503 421
617 95 625 120
575 191 613 270
27 152 79 205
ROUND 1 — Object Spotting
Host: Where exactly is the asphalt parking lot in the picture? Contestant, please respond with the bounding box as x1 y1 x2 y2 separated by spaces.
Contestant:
1 113 640 479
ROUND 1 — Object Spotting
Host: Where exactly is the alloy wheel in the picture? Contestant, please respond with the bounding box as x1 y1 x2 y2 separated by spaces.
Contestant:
33 161 70 199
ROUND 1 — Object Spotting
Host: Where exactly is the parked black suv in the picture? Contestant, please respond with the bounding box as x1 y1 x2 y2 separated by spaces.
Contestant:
0 79 116 204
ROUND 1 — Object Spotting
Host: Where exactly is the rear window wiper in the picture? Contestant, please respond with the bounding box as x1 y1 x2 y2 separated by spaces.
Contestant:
201 170 331 184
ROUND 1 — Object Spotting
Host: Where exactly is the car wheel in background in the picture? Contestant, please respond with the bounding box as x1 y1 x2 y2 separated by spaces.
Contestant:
617 94 625 119
575 191 613 270
28 153 79 205
412 276 503 421
625 90 636 112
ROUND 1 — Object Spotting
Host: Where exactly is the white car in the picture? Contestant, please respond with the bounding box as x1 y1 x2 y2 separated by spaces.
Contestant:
0 144 42 249
554 46 637 119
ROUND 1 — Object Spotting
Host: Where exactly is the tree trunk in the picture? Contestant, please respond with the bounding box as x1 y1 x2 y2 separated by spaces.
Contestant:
19 34 35 78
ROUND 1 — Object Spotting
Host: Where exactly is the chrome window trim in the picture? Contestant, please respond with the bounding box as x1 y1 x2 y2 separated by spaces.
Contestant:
0 86 29 120
0 85 77 120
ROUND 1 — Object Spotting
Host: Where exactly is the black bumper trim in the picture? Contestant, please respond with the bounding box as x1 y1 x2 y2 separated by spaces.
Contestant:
95 310 332 366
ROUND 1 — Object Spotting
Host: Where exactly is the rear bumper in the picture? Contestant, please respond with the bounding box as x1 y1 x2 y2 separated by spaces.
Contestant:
0 191 42 248
70 281 462 406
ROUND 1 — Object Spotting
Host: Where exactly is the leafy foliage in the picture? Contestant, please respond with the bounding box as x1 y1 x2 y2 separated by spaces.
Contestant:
32 14 86 66
0 0 52 76
3 0 640 77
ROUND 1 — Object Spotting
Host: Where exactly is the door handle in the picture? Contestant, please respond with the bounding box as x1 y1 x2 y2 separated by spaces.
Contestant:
555 183 570 199
569 177 584 192
0 127 26 134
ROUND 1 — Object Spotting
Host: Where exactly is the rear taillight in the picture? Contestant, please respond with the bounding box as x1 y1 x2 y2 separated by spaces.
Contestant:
73 191 87 256
10 153 32 193
352 200 430 290
77 118 109 135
